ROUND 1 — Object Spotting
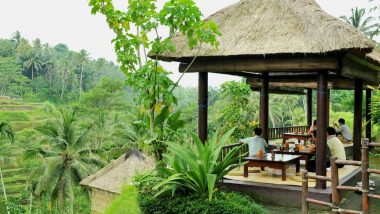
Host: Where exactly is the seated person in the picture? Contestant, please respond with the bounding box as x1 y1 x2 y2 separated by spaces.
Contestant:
307 120 317 142
334 118 352 143
307 127 346 172
307 120 317 135
239 127 267 157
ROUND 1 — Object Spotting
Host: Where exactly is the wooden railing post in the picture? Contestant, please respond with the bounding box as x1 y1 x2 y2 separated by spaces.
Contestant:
302 170 309 214
330 157 339 214
362 138 370 214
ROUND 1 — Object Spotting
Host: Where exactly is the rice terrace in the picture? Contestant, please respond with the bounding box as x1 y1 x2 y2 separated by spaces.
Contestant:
1 0 380 213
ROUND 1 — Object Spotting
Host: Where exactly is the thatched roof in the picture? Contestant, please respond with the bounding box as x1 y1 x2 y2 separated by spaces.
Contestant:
158 0 375 61
80 150 155 194
365 48 380 66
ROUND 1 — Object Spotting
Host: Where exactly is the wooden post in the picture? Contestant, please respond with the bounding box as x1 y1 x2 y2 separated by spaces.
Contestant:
353 80 363 161
260 73 269 142
330 157 340 214
362 138 370 214
316 71 328 189
366 90 372 141
327 89 330 126
307 89 312 126
198 72 208 143
302 170 309 214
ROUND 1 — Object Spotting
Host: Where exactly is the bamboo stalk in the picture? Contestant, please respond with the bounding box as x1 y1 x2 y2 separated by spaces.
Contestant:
336 186 361 192
333 208 362 214
331 157 339 214
0 165 10 214
335 160 362 166
306 198 332 207
361 138 370 214
307 174 331 181
302 170 308 214
367 168 380 174
368 194 380 200
369 143 380 147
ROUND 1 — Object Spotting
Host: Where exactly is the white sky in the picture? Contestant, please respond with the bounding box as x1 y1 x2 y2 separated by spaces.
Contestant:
0 0 376 87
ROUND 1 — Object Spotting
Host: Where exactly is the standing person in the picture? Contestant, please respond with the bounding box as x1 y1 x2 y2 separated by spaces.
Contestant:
334 118 352 143
239 127 268 157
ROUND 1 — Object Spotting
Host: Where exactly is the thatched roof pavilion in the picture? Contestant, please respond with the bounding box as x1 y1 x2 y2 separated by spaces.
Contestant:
80 151 154 213
155 0 380 189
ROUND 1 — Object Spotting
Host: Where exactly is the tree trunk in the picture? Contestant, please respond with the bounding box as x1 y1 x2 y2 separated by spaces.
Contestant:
31 67 34 81
29 190 33 214
79 65 83 97
0 164 10 214
60 70 66 99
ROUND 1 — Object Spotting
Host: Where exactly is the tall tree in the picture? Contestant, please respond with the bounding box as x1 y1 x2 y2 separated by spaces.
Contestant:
0 121 14 214
89 0 220 160
340 7 380 39
23 51 42 81
11 31 22 49
95 57 107 79
57 57 72 99
78 49 90 97
24 108 103 214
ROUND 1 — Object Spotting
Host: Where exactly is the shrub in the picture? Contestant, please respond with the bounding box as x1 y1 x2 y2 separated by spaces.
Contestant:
105 185 141 214
154 128 246 200
138 190 268 214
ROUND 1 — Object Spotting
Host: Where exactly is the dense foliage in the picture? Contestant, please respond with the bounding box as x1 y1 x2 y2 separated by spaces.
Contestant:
0 32 122 102
154 128 245 200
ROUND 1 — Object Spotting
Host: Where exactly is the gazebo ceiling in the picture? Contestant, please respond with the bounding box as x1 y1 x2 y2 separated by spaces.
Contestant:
157 0 374 62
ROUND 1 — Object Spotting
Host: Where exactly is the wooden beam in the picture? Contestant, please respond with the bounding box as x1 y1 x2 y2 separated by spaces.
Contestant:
307 89 313 126
250 88 306 95
179 56 339 73
247 78 376 90
198 72 208 143
341 57 380 84
366 89 372 140
212 72 262 78
353 79 363 161
316 71 328 189
260 73 269 142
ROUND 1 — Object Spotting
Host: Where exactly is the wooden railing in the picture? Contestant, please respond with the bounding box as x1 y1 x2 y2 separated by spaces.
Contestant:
221 125 309 160
302 139 380 214
269 125 309 140
221 143 248 161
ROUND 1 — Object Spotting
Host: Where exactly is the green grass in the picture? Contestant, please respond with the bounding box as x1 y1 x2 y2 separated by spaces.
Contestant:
105 185 141 214
0 111 30 121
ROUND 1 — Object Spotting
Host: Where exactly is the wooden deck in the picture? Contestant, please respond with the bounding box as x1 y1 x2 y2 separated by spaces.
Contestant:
220 164 361 208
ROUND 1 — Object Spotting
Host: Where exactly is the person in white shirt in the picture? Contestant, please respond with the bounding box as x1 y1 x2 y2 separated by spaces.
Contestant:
239 127 268 157
334 118 352 143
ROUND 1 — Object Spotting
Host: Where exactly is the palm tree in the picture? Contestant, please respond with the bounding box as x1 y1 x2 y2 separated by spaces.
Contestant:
0 121 14 143
23 52 42 81
0 121 14 214
78 50 90 97
11 31 22 49
24 108 103 214
95 58 107 79
340 7 380 39
57 57 72 99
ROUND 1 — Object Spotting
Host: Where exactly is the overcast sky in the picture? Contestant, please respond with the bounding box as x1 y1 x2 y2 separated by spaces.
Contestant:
0 0 376 87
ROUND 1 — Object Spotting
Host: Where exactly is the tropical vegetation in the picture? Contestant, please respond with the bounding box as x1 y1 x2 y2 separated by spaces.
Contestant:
0 1 379 214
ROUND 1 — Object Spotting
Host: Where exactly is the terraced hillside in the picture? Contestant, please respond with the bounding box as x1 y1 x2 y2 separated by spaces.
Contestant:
0 96 49 213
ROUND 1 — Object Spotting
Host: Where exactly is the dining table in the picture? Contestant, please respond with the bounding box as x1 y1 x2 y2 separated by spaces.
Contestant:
273 148 315 169
243 154 301 181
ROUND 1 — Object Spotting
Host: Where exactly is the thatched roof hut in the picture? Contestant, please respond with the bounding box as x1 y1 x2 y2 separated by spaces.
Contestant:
159 0 375 61
80 151 154 214
153 0 380 191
